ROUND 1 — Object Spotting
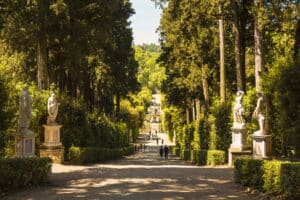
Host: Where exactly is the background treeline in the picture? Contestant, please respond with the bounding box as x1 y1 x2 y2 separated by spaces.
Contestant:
157 0 300 158
0 0 145 158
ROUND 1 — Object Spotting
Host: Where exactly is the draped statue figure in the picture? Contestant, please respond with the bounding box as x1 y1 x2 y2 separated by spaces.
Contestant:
47 93 60 124
252 92 266 135
19 86 32 133
233 90 245 127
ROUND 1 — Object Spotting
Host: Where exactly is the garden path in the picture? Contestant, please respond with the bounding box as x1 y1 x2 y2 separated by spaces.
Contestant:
4 133 260 200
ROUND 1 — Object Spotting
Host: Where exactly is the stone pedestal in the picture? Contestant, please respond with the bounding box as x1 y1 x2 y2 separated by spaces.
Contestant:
251 134 272 158
230 127 249 151
40 124 64 163
228 148 251 166
15 132 37 157
228 126 251 166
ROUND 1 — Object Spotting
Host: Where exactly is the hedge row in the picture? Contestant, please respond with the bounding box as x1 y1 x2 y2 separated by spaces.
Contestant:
171 147 225 166
0 157 52 194
68 145 134 164
234 158 300 199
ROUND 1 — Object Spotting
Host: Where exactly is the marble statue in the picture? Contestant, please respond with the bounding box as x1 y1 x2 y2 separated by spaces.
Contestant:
252 92 266 135
47 93 60 124
233 90 245 127
18 86 32 133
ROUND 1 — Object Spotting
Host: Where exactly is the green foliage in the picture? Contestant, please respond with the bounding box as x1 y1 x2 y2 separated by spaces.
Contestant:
171 146 180 157
207 150 225 166
180 149 190 161
234 158 264 188
198 150 208 166
0 157 52 193
234 158 300 199
119 99 141 137
192 150 225 166
68 145 134 164
262 160 283 193
210 101 232 152
280 163 300 198
134 44 165 92
0 77 9 157
208 115 217 150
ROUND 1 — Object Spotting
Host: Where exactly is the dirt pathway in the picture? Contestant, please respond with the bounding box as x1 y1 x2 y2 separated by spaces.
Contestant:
4 133 259 200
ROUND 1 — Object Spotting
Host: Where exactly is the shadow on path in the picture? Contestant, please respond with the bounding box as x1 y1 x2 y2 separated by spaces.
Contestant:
4 133 259 200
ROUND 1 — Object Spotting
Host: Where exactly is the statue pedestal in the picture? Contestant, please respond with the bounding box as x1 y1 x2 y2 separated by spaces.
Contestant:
15 132 37 157
251 134 272 159
40 124 64 163
230 126 249 151
228 126 251 166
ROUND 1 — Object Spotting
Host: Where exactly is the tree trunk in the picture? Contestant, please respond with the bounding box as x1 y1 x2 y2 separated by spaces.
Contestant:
202 77 209 112
36 0 48 90
186 108 190 124
219 5 225 102
37 37 47 90
195 98 201 120
115 93 121 122
232 0 245 91
254 0 264 92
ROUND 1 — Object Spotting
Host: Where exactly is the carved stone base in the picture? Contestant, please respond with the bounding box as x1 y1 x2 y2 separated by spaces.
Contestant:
15 132 37 157
251 134 272 158
40 147 64 163
228 126 251 166
228 148 252 167
42 124 62 147
230 127 249 151
40 124 64 163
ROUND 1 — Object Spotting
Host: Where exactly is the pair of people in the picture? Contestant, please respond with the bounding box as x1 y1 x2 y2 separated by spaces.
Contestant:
159 145 169 159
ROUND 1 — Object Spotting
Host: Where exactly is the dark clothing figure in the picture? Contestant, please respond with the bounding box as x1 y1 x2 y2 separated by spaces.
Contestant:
161 139 164 145
164 145 169 159
159 146 163 158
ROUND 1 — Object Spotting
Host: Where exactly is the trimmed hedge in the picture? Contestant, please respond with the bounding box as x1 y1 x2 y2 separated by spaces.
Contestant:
207 150 225 166
195 150 225 166
171 146 180 156
180 149 190 160
172 148 225 166
234 158 300 199
68 145 134 164
0 157 52 193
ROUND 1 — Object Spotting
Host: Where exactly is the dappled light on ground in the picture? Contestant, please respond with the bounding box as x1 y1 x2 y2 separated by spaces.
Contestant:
4 133 259 200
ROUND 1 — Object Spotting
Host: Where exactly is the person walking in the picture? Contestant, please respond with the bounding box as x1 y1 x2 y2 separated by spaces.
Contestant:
164 145 169 159
159 146 163 158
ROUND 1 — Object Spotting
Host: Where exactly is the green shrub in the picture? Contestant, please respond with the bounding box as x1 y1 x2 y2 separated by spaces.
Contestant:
0 157 52 193
207 150 225 166
234 158 264 188
234 158 300 199
68 145 134 164
198 150 208 165
263 160 283 193
190 150 199 163
171 146 180 156
180 149 190 160
280 163 300 199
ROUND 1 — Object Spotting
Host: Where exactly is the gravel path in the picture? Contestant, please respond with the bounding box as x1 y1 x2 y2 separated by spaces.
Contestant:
4 133 260 200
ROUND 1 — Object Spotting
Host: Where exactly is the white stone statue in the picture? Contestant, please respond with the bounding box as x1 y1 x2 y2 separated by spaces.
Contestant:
19 86 32 133
47 93 60 124
252 92 266 135
233 90 245 127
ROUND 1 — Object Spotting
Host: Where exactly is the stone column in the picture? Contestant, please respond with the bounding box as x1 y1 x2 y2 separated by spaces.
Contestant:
15 132 37 157
40 123 64 163
251 134 272 158
228 126 251 166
